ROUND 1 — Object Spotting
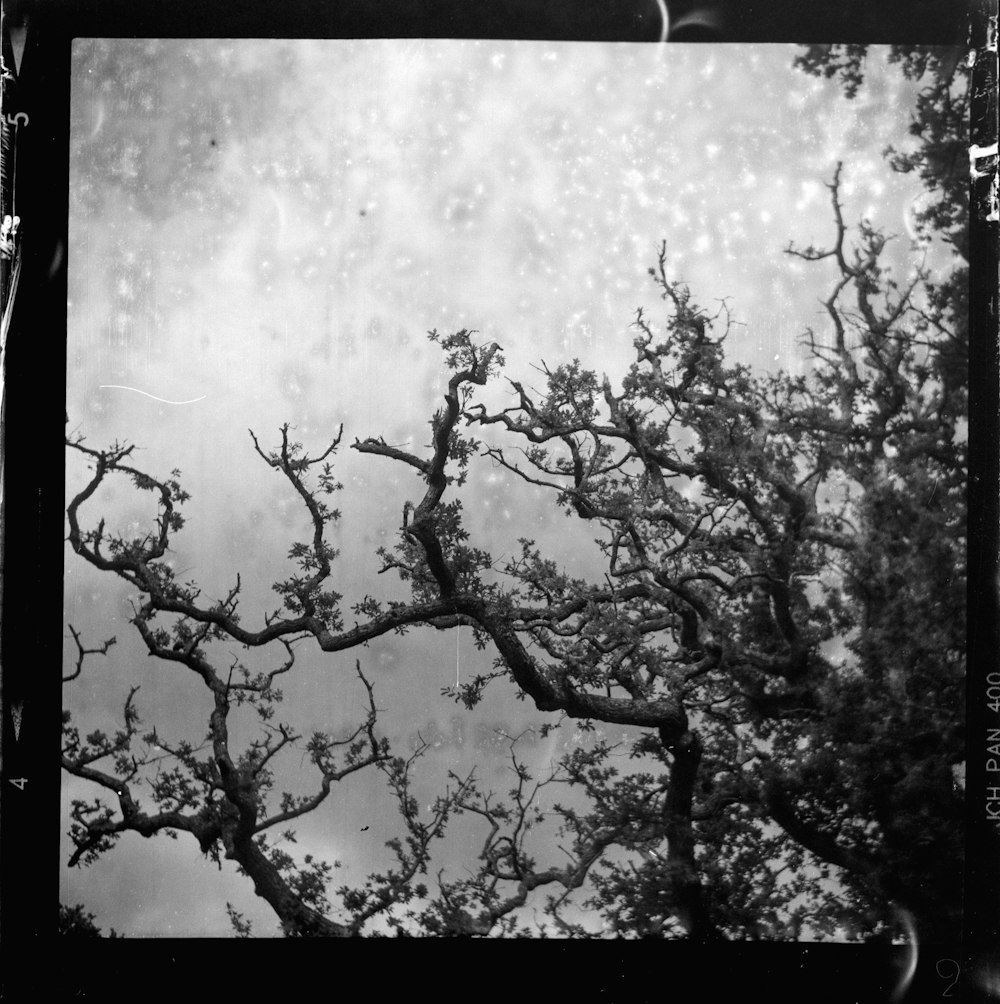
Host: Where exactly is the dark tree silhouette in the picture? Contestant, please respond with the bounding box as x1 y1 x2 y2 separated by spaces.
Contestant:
63 49 966 940
58 903 120 937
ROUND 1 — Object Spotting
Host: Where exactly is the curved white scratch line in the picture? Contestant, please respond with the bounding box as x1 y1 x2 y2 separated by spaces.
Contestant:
654 0 669 43
649 0 669 65
88 99 106 141
99 384 206 405
903 190 933 244
538 723 561 772
266 188 287 233
666 4 725 41
889 906 919 1003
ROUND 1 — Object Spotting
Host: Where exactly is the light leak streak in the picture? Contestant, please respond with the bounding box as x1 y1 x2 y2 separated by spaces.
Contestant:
99 384 206 405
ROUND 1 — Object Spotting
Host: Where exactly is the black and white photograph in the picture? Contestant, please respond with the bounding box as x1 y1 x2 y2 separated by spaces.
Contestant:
1 0 996 996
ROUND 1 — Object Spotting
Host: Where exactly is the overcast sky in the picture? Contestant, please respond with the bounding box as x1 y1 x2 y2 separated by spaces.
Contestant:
62 39 929 936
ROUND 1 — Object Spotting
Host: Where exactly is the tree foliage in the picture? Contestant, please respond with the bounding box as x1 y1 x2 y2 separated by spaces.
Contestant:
58 903 118 937
63 48 966 940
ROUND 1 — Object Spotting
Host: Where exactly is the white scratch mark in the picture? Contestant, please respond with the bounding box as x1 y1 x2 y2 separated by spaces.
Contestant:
667 3 725 41
266 189 287 234
99 384 206 405
88 99 106 141
654 0 669 43
888 906 919 1002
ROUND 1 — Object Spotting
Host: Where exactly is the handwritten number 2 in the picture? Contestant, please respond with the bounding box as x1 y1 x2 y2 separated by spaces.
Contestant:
935 959 960 997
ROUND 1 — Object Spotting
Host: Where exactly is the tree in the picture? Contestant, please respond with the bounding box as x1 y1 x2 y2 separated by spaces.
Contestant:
58 902 120 937
795 44 970 257
63 48 966 940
